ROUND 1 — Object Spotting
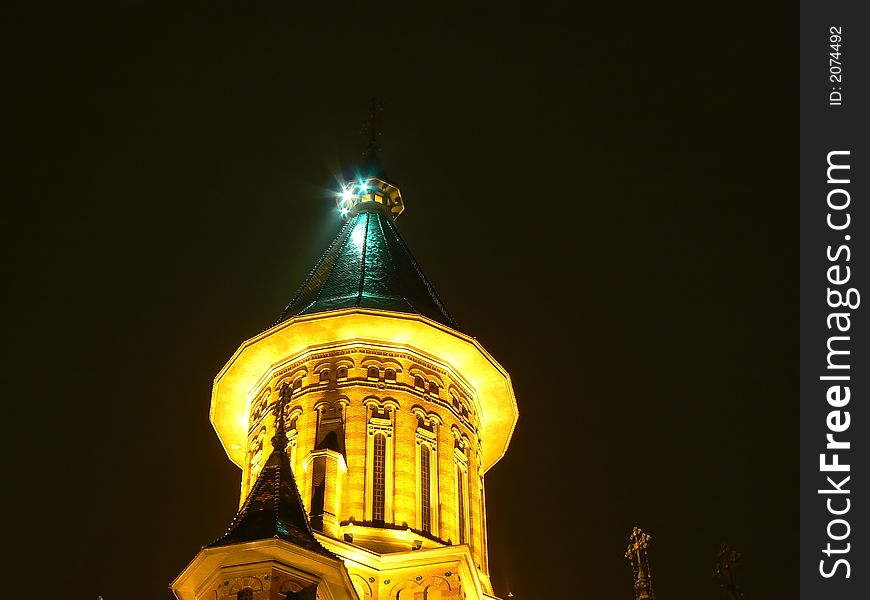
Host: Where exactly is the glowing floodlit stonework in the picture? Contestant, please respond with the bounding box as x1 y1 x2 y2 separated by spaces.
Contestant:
210 308 518 474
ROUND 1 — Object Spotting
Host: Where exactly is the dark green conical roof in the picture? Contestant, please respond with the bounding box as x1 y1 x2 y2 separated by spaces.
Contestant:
276 204 456 328
206 443 333 556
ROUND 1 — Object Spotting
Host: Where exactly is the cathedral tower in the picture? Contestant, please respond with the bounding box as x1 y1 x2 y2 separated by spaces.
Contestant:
173 156 518 600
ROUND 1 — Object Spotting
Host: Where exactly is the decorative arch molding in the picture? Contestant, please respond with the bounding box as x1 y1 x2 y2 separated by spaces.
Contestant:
447 385 465 402
244 426 268 497
313 397 350 413
410 405 444 426
311 356 355 378
275 366 309 391
363 396 400 411
249 427 266 460
278 576 309 594
228 576 263 593
285 406 304 424
360 356 403 373
407 366 445 388
280 406 303 468
249 389 271 429
349 574 373 598
450 426 471 452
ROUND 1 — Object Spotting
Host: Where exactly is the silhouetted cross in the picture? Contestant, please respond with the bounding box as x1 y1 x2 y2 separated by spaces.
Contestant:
270 382 292 450
362 99 383 159
625 526 651 559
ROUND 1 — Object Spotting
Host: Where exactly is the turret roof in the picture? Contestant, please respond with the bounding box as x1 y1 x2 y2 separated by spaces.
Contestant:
206 442 333 557
275 204 456 328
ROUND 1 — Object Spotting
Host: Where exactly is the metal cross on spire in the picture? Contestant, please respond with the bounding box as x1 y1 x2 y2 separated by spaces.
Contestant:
625 526 655 600
270 382 292 452
362 98 383 161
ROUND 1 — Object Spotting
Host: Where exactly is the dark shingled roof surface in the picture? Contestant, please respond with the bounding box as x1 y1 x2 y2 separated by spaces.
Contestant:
206 447 334 557
275 205 456 328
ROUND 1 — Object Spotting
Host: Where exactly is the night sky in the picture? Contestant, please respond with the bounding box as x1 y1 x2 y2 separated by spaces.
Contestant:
7 2 796 599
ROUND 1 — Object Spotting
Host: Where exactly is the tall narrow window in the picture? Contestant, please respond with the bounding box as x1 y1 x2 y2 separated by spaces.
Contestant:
421 445 432 534
457 466 466 544
414 375 425 389
429 382 439 397
373 433 386 522
310 456 326 531
480 478 487 570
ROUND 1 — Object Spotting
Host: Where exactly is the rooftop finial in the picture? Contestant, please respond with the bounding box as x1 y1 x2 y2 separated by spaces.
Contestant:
271 382 291 452
335 102 404 220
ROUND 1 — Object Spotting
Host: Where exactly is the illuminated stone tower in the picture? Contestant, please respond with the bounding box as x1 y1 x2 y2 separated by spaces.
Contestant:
173 154 518 600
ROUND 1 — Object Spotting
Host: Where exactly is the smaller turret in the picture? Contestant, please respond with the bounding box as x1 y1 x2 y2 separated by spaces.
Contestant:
172 382 358 600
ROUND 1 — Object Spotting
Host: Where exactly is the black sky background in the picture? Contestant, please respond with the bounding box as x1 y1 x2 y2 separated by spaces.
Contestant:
5 2 796 599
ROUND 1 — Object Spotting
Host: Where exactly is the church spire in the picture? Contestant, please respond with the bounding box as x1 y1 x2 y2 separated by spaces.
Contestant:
625 526 656 600
277 118 455 329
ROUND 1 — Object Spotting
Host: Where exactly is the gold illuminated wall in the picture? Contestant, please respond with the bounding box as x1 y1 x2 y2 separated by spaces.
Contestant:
243 344 490 575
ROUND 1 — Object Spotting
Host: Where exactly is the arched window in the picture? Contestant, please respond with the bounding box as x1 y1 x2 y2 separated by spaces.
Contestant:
368 366 380 380
385 368 396 382
373 433 386 522
421 444 432 534
293 377 302 391
319 369 330 382
414 375 425 389
457 466 466 544
429 382 439 397
237 589 254 600
310 456 326 531
337 366 348 379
